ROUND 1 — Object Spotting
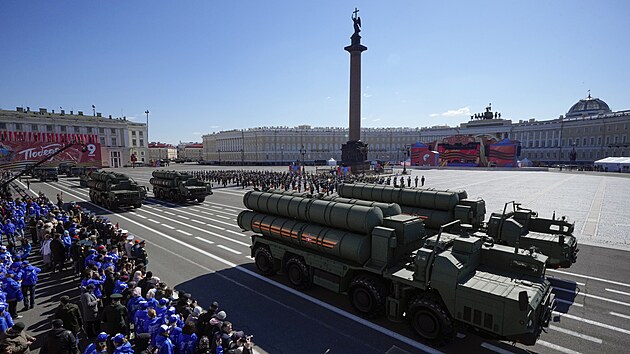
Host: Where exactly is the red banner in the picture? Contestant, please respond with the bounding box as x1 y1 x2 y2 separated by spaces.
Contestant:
0 140 102 169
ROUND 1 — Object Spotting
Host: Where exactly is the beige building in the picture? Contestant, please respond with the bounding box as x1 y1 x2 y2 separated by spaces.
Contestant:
0 106 147 167
177 142 203 161
202 95 629 165
148 142 177 161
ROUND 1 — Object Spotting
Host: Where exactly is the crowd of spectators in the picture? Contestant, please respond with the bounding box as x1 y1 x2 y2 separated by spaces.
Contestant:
0 181 255 354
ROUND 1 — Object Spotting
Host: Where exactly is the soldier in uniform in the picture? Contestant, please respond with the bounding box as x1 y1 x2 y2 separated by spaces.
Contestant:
101 293 129 336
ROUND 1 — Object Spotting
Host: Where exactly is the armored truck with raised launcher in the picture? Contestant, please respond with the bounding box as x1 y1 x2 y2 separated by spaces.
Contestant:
337 183 578 268
149 170 212 203
238 191 554 346
87 171 147 209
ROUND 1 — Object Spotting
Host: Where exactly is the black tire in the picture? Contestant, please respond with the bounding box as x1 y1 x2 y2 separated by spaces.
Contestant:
169 191 177 201
254 247 276 275
407 295 454 346
285 256 311 290
197 197 205 203
348 275 388 318
134 202 142 208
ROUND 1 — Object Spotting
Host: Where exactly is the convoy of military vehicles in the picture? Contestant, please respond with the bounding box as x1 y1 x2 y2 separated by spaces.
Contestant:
87 171 147 209
149 170 212 203
239 184 579 346
23 160 578 348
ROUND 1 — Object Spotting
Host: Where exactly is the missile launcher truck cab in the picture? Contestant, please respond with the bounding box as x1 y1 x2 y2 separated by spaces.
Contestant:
79 167 99 187
87 171 147 209
485 202 578 268
149 170 213 203
239 191 554 346
337 183 578 269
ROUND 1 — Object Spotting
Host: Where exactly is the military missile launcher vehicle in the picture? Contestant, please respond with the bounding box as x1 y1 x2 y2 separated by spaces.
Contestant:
337 183 578 268
238 191 555 346
87 171 147 209
149 170 212 203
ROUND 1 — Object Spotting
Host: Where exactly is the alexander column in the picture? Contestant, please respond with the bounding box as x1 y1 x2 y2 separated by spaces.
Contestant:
341 8 368 173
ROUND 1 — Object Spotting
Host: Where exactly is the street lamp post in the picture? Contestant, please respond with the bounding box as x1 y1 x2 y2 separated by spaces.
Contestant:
281 145 284 166
217 149 221 165
145 110 150 146
300 144 306 164
241 148 245 166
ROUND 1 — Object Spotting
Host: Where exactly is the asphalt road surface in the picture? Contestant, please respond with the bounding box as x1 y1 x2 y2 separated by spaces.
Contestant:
18 166 630 354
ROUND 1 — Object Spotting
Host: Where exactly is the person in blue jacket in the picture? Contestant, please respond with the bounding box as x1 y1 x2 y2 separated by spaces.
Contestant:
84 332 109 354
15 217 25 239
19 239 31 261
3 274 23 319
112 333 134 354
146 309 163 346
0 246 13 265
133 301 149 335
20 260 41 310
177 322 198 354
3 220 16 245
112 274 129 295
126 287 145 319
155 325 174 354
0 303 14 332
167 315 182 349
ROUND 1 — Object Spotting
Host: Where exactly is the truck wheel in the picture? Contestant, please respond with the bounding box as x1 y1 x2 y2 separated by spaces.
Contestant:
348 275 387 318
407 295 454 346
197 197 205 203
134 202 142 208
169 191 177 201
254 247 276 275
285 256 311 290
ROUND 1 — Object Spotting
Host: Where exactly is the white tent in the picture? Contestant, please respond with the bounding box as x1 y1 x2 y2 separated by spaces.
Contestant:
327 158 337 166
594 157 630 172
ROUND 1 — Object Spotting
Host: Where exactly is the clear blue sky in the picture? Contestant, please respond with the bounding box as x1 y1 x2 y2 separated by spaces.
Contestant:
1 1 629 144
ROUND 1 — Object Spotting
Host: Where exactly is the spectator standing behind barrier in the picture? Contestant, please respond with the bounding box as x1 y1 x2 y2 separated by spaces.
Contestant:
111 334 132 354
101 294 128 337
80 284 100 339
40 319 79 354
19 261 40 311
54 296 83 341
138 271 158 298
40 234 52 269
0 322 35 354
0 305 14 333
155 325 174 354
83 332 108 354
4 274 23 320
50 234 66 273
177 322 197 354
131 240 148 269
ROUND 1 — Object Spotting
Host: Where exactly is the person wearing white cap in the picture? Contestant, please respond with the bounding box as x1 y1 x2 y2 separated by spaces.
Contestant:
124 235 134 258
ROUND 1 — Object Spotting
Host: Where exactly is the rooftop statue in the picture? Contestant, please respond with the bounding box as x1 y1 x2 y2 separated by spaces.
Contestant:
352 8 361 35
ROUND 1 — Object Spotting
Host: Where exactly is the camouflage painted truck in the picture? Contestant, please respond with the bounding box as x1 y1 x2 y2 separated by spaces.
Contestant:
149 170 212 203
337 183 579 268
238 191 554 346
87 171 147 209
